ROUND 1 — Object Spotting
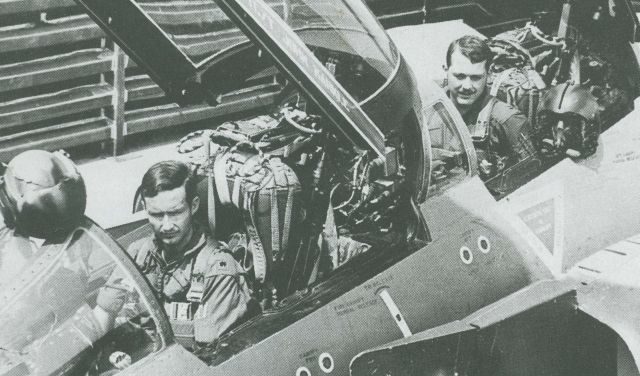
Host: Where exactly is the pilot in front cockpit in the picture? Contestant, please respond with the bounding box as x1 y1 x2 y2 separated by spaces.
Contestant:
0 150 87 285
444 35 537 179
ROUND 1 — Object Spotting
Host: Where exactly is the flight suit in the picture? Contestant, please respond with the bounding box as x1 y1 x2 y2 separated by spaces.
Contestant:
0 226 36 286
459 91 536 178
128 227 254 348
0 224 119 364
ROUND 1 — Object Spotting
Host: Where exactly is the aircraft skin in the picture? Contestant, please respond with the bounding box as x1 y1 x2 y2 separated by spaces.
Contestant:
349 22 640 373
106 174 551 376
500 107 640 272
7 0 640 375
351 235 640 375
207 181 552 375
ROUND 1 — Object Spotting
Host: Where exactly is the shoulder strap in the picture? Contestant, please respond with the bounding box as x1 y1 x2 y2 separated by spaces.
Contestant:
490 99 521 125
207 174 216 235
244 190 268 283
478 96 497 125
192 241 214 278
490 67 517 97
214 152 232 205
469 97 497 142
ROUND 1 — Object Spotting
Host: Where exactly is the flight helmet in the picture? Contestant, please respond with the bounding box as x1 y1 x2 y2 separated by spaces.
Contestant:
536 82 601 157
0 150 86 239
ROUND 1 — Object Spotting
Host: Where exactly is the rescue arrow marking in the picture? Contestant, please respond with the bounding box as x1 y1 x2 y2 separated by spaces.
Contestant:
377 287 412 338
500 180 565 276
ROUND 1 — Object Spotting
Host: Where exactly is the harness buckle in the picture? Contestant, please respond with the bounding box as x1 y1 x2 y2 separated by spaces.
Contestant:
186 274 205 303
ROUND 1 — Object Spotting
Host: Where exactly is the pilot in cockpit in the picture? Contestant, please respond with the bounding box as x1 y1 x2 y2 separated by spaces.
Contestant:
444 35 537 179
124 160 257 349
0 150 87 286
0 150 136 374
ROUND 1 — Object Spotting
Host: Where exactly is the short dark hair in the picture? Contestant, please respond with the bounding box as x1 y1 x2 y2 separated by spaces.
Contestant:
140 160 197 202
446 35 493 70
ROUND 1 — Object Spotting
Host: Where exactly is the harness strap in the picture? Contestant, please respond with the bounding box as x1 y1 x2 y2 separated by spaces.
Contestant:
207 174 216 235
270 187 280 263
214 153 231 205
281 170 295 254
232 175 242 208
187 242 216 304
528 88 540 130
244 190 268 283
228 232 252 272
490 67 516 97
480 97 497 124
469 97 497 143
261 160 279 264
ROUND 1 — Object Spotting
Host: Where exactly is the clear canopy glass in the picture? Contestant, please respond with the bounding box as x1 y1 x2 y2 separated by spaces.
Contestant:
136 0 399 99
0 225 161 375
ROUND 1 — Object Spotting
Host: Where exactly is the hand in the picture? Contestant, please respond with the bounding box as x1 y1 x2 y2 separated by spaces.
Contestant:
96 280 130 314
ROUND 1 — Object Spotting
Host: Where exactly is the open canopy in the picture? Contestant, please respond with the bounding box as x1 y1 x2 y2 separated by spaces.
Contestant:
73 0 407 157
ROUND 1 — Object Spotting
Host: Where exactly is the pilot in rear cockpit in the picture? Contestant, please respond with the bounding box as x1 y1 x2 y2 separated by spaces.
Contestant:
444 35 537 179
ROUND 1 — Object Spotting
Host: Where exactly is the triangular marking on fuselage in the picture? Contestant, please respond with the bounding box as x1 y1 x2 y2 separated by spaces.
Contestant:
500 181 565 275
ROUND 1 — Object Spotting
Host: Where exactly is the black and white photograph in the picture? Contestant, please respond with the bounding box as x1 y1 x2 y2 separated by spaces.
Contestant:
2 0 640 375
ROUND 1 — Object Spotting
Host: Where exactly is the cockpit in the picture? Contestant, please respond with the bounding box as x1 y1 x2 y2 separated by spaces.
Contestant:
75 0 434 366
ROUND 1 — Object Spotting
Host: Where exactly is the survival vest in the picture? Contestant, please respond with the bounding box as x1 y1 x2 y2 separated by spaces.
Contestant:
129 233 253 348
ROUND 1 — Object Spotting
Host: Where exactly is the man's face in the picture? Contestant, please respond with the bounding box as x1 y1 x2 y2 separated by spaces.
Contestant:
446 49 488 112
145 186 199 253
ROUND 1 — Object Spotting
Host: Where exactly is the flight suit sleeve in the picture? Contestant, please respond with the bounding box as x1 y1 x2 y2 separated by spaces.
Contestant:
491 103 536 162
192 251 254 343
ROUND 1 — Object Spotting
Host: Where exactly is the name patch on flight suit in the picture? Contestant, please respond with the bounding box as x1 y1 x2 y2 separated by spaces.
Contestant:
165 301 193 321
186 274 205 303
